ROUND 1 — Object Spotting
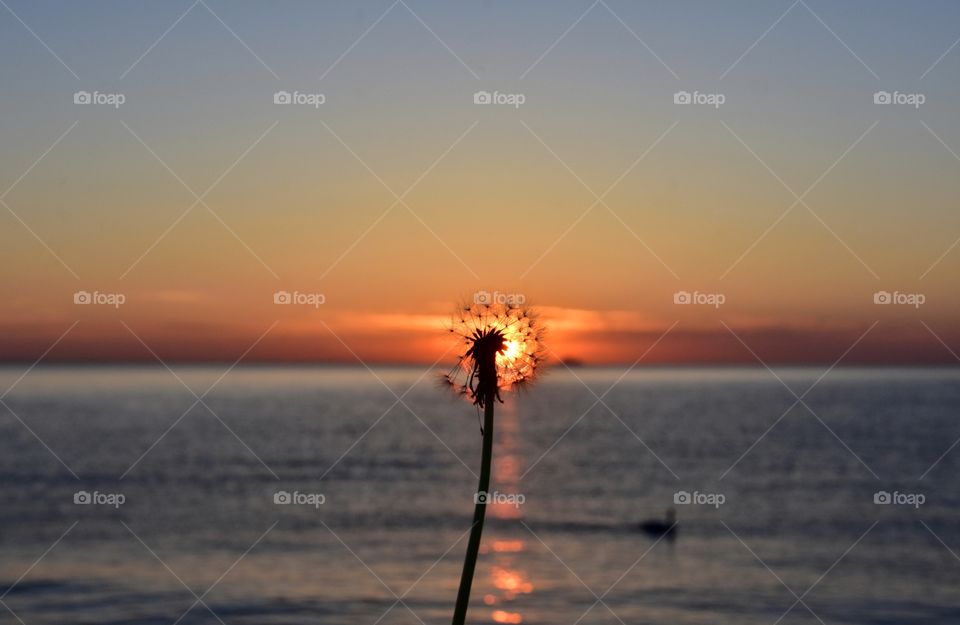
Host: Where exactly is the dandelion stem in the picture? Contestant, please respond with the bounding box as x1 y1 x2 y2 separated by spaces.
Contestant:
451 392 495 625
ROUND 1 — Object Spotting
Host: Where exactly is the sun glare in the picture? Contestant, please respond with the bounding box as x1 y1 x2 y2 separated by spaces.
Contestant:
497 338 523 365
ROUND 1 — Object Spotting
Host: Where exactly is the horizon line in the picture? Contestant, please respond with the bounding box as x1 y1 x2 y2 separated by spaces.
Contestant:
0 359 957 368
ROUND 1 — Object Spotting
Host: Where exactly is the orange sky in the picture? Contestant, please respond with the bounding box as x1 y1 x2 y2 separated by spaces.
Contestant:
1 302 957 365
2 2 960 365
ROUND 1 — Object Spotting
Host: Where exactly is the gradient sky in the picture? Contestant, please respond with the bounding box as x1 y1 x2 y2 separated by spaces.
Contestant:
2 0 960 364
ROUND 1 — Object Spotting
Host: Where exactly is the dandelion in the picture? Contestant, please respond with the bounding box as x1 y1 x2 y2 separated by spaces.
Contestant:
444 300 546 625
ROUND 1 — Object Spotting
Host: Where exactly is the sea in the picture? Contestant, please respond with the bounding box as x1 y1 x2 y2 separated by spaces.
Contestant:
0 365 958 624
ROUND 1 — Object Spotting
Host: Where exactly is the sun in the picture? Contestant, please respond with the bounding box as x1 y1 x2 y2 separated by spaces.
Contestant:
497 338 524 365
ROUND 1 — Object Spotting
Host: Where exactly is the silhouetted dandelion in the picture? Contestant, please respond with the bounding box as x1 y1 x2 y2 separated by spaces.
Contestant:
444 300 546 625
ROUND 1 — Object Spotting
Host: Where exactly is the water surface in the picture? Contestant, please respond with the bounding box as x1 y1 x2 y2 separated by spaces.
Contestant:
0 365 957 624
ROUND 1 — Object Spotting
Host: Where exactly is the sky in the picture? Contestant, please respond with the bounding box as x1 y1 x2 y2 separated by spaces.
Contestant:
2 0 960 365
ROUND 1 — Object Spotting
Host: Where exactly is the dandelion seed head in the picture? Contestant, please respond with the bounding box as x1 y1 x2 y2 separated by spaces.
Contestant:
443 300 547 407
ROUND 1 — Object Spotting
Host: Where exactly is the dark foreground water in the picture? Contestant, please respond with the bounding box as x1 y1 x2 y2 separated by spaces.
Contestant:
0 365 958 625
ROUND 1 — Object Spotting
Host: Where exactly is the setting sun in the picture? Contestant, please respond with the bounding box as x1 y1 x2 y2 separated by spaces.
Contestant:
497 338 523 365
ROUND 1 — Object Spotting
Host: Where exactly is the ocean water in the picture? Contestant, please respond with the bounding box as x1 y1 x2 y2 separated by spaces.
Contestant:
0 365 958 625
